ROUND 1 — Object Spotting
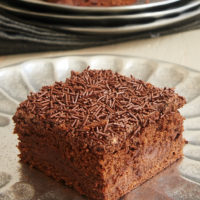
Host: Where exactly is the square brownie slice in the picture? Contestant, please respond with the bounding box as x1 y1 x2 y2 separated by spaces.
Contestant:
13 68 186 200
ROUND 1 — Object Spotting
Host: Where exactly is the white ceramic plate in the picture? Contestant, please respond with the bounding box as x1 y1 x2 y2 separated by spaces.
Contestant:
0 1 199 26
16 0 181 14
0 55 200 200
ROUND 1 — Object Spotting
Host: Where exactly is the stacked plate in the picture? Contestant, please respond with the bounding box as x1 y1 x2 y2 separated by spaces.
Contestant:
0 0 199 35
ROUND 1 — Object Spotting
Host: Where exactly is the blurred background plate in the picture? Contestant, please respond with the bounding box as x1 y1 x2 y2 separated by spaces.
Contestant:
0 1 199 26
15 0 181 14
0 54 200 200
43 8 200 34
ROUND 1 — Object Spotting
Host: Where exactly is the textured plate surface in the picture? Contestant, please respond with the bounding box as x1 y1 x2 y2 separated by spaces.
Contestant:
0 1 199 26
17 0 181 14
0 55 200 200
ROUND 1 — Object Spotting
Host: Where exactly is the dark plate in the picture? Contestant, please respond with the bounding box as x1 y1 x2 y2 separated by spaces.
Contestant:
0 1 199 26
15 0 181 14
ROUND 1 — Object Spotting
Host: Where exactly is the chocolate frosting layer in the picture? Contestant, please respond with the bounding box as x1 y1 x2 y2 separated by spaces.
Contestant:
13 68 186 154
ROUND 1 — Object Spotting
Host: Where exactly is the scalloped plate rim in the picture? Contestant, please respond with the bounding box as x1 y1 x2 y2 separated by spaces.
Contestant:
0 54 200 75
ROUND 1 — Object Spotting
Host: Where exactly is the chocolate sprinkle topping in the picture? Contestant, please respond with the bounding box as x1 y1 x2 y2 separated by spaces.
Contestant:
14 68 186 154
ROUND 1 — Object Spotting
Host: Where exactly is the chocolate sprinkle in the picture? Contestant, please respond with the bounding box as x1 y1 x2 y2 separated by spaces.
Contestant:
14 68 186 153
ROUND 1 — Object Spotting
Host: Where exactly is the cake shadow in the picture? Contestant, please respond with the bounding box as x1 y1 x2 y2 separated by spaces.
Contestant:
14 157 200 200
18 163 86 200
122 159 182 200
123 158 200 200
17 159 180 200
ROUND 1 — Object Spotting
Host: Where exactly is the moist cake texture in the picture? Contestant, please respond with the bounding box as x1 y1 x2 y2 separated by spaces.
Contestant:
13 68 186 200
47 0 137 6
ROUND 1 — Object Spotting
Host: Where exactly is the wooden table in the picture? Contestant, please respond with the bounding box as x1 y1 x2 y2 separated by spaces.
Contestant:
0 29 199 71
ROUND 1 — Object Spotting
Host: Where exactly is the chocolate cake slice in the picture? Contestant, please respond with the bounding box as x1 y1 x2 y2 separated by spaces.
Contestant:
13 68 186 200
